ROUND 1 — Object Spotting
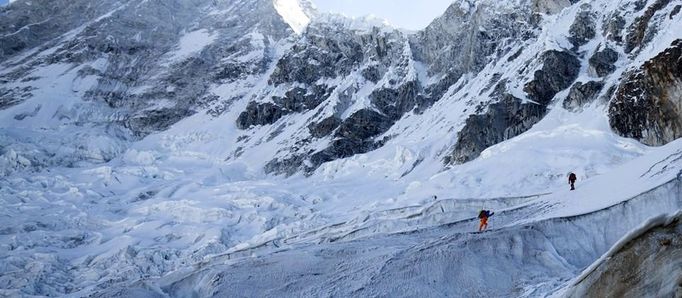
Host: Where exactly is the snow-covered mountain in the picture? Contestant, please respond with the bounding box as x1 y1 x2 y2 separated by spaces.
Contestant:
0 0 681 296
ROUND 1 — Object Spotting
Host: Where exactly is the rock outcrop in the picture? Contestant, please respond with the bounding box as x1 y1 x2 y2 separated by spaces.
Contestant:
449 92 546 164
0 0 120 60
609 39 682 146
410 0 538 77
624 0 673 54
564 81 604 111
569 8 597 47
524 50 582 105
1 0 299 136
2 0 681 178
308 116 342 138
449 50 580 164
566 213 682 298
589 47 619 77
237 85 333 129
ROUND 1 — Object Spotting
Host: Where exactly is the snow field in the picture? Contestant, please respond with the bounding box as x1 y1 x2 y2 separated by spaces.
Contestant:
108 161 682 297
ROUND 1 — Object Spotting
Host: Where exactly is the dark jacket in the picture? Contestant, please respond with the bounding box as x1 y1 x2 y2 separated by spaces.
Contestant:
478 210 494 219
569 173 577 182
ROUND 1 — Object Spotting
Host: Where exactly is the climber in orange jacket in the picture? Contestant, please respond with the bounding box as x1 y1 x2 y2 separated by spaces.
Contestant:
478 210 494 231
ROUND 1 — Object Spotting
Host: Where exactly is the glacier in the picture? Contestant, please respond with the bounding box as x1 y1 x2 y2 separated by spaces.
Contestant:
1 0 682 296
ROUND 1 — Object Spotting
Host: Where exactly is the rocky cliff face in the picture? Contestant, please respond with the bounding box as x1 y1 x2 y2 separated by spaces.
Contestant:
610 39 682 146
243 0 586 173
0 0 120 59
232 17 422 175
566 212 682 298
1 0 682 177
0 0 307 169
0 0 298 122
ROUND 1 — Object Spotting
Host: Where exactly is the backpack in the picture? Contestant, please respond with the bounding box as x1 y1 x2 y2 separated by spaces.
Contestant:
569 173 576 180
478 210 487 219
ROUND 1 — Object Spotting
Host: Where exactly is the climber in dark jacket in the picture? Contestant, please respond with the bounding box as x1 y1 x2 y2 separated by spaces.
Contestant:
568 172 577 190
478 210 494 231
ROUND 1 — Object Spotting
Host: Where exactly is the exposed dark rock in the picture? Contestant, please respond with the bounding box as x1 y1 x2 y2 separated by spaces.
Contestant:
603 13 626 43
0 86 34 110
266 108 395 175
215 63 251 81
589 47 619 77
213 39 271 82
531 0 574 14
308 116 342 138
450 92 547 164
420 72 462 112
206 97 236 118
161 56 213 101
671 5 681 18
566 215 682 298
335 109 393 140
237 85 333 129
569 10 596 47
370 81 423 120
563 81 605 111
361 65 384 83
294 109 392 174
524 50 581 104
267 124 287 142
242 21 417 175
264 155 306 177
274 85 333 113
270 76 425 175
507 48 524 62
411 0 537 78
268 28 364 86
609 39 682 146
236 102 285 129
625 0 672 54
1 0 299 139
602 84 618 103
126 108 195 137
448 49 580 164
307 138 378 173
0 0 121 61
449 82 548 164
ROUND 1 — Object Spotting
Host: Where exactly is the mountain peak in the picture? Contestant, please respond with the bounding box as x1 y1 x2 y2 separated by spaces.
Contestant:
273 0 316 34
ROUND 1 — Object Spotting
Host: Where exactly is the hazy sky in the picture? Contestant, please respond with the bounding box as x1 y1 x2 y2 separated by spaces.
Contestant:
312 0 453 30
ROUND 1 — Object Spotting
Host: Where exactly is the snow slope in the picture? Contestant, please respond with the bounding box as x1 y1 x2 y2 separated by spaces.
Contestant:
2 121 680 296
274 0 313 34
85 139 682 297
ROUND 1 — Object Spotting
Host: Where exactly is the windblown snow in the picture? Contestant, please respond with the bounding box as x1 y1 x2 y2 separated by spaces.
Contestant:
274 0 311 34
169 29 218 61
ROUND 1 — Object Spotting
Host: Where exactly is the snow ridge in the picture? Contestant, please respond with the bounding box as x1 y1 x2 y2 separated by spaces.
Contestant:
273 0 313 34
